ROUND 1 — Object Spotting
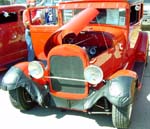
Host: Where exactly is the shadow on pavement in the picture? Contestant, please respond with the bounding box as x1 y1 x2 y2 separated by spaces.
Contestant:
22 106 114 128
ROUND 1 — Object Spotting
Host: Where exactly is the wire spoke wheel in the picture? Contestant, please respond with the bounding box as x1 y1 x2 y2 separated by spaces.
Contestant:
9 87 36 111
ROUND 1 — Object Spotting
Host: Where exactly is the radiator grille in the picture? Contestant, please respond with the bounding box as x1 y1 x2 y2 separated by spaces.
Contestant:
50 56 85 94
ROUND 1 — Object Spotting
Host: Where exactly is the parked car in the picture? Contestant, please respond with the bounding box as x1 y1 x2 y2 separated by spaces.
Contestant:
0 5 27 71
1 0 149 129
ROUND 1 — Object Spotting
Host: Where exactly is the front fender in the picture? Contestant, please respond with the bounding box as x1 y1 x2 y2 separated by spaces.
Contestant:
1 66 28 91
105 76 136 107
1 65 49 107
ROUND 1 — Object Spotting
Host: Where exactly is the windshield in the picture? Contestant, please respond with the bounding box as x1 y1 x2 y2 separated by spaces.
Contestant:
63 8 126 26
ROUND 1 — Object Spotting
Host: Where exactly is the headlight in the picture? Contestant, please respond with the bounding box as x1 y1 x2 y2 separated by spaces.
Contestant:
28 61 44 79
84 65 103 85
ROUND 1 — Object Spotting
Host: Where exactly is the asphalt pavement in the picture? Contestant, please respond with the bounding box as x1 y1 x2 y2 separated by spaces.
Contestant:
0 38 150 129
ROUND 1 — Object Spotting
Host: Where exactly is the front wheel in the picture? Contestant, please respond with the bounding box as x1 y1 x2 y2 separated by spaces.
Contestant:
112 104 133 129
9 87 35 111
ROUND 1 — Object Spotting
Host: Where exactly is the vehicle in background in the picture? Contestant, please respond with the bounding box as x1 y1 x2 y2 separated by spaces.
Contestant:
0 5 27 71
1 0 149 129
0 0 48 71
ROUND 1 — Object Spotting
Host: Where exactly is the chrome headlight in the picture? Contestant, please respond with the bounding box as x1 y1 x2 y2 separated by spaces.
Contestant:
84 65 103 85
28 61 44 79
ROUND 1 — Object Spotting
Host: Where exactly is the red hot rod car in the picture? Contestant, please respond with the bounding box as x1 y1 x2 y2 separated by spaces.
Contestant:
1 0 149 128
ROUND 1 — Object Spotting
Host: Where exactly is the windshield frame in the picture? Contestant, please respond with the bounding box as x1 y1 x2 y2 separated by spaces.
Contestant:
62 8 127 27
59 1 129 28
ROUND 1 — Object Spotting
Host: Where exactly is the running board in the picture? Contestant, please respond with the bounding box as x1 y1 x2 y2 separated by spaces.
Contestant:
133 62 145 82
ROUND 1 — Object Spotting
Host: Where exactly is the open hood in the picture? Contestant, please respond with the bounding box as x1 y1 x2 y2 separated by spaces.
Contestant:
58 8 99 35
50 7 99 44
44 7 99 56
